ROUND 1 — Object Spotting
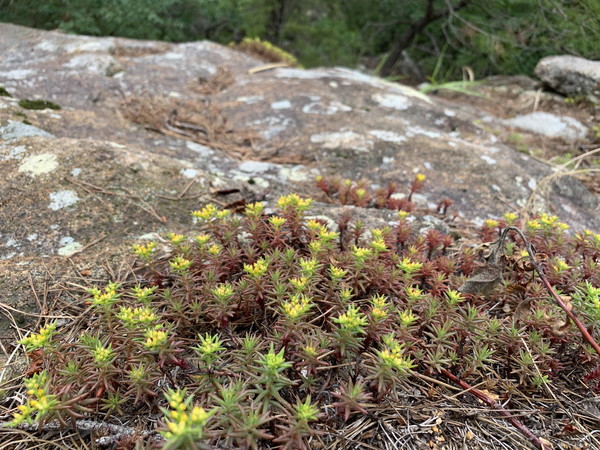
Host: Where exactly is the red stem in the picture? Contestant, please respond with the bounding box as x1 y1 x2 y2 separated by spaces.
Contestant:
504 227 600 357
441 369 551 450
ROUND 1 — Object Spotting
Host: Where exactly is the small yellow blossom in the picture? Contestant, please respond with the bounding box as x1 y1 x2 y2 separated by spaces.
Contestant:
244 258 269 278
399 310 417 327
167 232 185 245
208 244 222 256
277 193 313 212
169 256 192 273
144 327 168 351
281 293 314 321
484 219 499 228
269 216 287 228
19 322 57 352
503 212 518 224
397 258 422 274
191 204 218 221
329 265 348 280
334 304 367 333
415 173 426 182
132 241 157 260
194 234 211 246
244 202 265 217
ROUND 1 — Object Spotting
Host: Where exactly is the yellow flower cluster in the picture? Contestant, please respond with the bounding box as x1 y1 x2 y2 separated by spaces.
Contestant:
244 258 269 278
10 371 58 426
244 201 265 217
370 294 389 322
398 310 417 327
527 213 569 232
169 256 192 273
191 204 218 221
277 193 313 212
269 216 287 228
212 283 235 303
117 306 158 328
334 304 367 333
329 265 348 281
167 232 186 245
89 282 121 308
19 322 57 352
92 343 114 365
377 336 414 372
503 212 519 224
281 293 313 321
160 389 214 442
132 285 157 303
131 241 157 260
397 258 422 274
144 326 168 351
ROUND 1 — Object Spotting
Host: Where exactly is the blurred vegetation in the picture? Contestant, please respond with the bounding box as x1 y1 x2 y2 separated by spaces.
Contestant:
1 0 598 81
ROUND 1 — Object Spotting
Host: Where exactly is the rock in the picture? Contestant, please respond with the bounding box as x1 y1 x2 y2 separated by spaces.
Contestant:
535 55 600 98
1 23 599 337
503 112 588 142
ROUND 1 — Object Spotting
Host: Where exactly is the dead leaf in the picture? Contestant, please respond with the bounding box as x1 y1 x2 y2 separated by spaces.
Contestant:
458 261 504 296
459 238 506 296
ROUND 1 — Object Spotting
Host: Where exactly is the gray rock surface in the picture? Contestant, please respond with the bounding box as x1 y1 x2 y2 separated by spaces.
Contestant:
535 55 600 98
0 23 599 338
503 112 588 142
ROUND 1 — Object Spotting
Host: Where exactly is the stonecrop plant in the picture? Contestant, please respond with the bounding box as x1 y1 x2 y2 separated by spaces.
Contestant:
6 180 600 448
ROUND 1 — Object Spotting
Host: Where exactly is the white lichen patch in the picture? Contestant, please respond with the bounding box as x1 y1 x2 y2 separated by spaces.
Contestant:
372 93 411 111
310 131 373 152
3 69 35 80
238 161 274 173
406 126 441 139
0 145 26 161
180 168 199 179
27 233 38 241
304 101 351 115
57 237 83 257
480 155 497 165
237 96 264 104
368 130 407 144
18 153 58 176
48 190 79 211
186 141 214 157
528 178 537 190
271 100 292 110
252 116 293 139
232 174 270 189
71 168 82 177
279 166 315 182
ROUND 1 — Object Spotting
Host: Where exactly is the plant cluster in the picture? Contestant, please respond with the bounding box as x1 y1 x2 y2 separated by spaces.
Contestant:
6 187 600 448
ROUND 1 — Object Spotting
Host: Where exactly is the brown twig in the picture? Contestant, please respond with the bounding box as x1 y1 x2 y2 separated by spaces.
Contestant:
441 369 551 450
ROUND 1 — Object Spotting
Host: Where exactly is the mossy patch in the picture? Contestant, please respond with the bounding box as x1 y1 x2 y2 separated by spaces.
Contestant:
0 86 12 97
18 99 61 110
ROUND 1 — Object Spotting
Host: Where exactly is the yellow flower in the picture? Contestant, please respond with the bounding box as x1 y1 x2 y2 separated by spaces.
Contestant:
144 327 168 351
191 204 218 221
415 173 426 182
132 241 157 259
244 259 269 278
484 219 499 228
166 232 185 245
169 256 192 273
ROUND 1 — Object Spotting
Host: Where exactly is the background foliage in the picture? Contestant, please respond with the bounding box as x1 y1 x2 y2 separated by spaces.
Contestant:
1 0 598 81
